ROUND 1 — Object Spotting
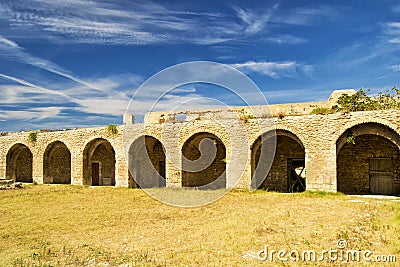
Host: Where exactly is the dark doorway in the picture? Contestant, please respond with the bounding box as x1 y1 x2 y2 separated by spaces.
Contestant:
288 159 306 192
83 138 116 186
6 143 33 183
159 161 166 187
43 141 71 184
336 123 400 195
92 163 100 186
251 130 305 192
128 136 166 188
182 132 226 189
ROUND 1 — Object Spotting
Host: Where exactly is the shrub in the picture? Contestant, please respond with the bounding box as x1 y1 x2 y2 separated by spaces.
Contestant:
28 132 37 143
336 87 400 112
346 132 356 145
106 124 118 135
310 107 333 115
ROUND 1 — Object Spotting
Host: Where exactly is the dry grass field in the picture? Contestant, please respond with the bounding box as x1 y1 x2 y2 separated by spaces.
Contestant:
0 185 399 266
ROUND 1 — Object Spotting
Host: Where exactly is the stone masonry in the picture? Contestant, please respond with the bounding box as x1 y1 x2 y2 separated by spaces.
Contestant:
1 90 400 195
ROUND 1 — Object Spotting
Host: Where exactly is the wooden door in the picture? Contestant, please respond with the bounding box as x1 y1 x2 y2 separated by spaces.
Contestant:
369 158 394 195
92 163 100 186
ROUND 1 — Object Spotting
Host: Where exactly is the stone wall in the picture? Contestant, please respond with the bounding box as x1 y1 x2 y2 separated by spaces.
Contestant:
1 90 400 195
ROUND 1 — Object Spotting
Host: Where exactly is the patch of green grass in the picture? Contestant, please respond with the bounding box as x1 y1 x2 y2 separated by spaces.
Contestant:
302 190 344 197
310 107 334 115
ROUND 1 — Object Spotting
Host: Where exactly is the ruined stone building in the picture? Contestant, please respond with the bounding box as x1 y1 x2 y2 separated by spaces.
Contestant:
1 90 399 195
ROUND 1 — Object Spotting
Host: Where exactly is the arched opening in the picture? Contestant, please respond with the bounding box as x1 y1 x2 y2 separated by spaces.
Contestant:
83 138 116 186
251 130 305 192
43 141 71 184
337 123 400 195
6 143 33 183
182 132 226 189
128 135 166 188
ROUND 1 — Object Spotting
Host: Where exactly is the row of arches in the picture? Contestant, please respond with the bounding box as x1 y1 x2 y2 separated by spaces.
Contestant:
4 122 400 195
252 122 400 195
6 138 116 186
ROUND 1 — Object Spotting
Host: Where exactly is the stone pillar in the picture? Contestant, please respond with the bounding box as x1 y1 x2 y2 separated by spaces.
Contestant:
158 124 182 188
32 149 43 184
123 114 135 125
115 156 128 187
0 152 5 179
71 149 84 185
305 144 337 192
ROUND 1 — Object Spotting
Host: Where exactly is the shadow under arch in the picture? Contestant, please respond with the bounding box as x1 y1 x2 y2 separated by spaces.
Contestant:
83 138 116 186
43 141 71 184
128 135 166 188
336 122 400 195
251 129 305 192
6 143 33 183
181 132 226 189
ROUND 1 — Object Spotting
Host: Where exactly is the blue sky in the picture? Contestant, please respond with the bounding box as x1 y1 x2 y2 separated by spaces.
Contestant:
1 0 400 131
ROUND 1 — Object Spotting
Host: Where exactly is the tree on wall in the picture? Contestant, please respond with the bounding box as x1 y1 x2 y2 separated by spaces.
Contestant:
335 87 400 112
311 87 400 115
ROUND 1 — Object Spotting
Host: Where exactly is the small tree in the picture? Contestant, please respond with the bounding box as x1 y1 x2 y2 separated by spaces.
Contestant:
106 124 118 135
336 87 400 112
28 132 37 143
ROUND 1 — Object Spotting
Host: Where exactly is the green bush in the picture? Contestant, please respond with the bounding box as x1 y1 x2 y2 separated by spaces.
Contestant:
310 107 333 115
28 132 37 143
337 87 400 112
106 124 118 135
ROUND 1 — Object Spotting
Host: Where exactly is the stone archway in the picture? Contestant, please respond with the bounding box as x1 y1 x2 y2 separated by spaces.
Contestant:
181 132 226 189
128 135 166 188
83 138 116 186
43 141 71 184
337 123 400 195
6 143 33 183
251 130 305 192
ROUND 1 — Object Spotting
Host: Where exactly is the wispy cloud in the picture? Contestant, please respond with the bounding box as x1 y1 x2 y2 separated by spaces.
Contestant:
264 34 307 45
0 73 76 102
230 61 313 79
0 35 100 90
270 4 337 26
234 4 279 34
0 0 320 46
0 107 63 121
389 64 400 72
0 0 242 46
385 22 400 43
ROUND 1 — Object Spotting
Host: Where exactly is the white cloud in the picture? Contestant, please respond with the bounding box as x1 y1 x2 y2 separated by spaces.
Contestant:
0 36 20 48
230 61 313 79
0 106 63 121
0 35 102 90
0 73 76 102
265 34 307 45
0 1 313 47
389 64 400 71
384 22 400 44
0 0 242 46
234 4 279 34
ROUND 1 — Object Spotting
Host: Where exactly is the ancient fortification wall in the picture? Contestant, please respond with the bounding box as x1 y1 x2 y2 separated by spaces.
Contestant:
1 90 400 195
